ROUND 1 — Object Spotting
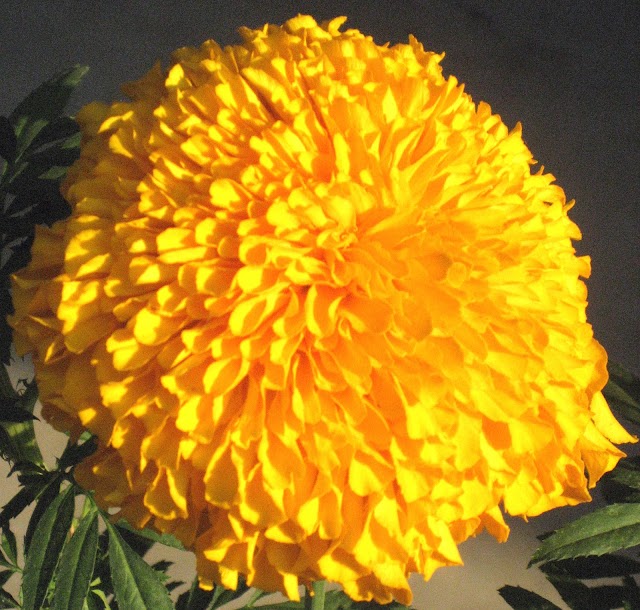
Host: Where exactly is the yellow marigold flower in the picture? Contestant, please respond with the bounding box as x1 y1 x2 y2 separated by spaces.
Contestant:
9 15 635 604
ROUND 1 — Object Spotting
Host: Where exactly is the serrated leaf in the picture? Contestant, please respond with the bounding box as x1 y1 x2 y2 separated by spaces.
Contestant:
106 521 173 610
498 585 563 610
541 554 640 580
0 484 41 530
52 507 99 610
530 503 640 566
9 65 88 160
21 484 75 610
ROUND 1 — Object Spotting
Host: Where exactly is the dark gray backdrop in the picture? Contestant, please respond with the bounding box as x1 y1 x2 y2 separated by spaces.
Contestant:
1 2 638 608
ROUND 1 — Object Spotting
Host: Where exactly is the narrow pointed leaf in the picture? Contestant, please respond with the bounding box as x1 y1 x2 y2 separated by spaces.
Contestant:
0 484 41 530
0 529 17 566
498 586 563 610
530 503 640 566
24 473 62 554
21 484 75 610
106 521 173 610
52 507 99 610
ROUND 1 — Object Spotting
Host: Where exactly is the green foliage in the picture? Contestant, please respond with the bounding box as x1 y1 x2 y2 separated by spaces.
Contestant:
0 66 86 366
604 362 640 429
106 520 174 610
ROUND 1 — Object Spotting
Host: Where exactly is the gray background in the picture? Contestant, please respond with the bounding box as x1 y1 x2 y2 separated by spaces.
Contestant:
1 1 638 608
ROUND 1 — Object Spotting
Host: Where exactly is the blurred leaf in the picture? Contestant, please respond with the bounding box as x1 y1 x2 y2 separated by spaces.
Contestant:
150 560 173 575
0 529 17 568
115 519 186 551
106 520 173 610
588 582 640 609
59 435 98 470
29 116 79 151
9 65 88 161
540 570 593 609
603 456 640 492
24 473 63 554
0 401 38 422
21 484 75 610
52 506 99 610
0 370 43 467
0 117 17 163
540 554 640 580
604 362 640 428
530 503 640 566
175 577 216 610
498 585 563 609
0 588 19 609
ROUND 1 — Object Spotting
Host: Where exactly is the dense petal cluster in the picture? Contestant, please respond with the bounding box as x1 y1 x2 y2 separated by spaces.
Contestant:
9 15 634 604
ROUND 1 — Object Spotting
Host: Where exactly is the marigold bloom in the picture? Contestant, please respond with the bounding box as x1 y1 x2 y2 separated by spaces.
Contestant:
9 15 634 604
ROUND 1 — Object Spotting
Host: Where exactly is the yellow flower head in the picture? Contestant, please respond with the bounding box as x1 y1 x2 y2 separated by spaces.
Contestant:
9 15 634 604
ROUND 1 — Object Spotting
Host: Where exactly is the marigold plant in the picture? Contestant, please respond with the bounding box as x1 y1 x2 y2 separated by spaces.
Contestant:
9 15 634 605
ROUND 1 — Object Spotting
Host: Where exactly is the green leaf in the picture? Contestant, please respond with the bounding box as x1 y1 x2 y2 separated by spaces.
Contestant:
540 554 640 580
498 585 563 610
52 506 99 610
0 370 43 466
9 65 88 160
0 484 41 530
604 456 640 491
175 577 216 610
604 362 640 427
24 473 63 554
58 435 98 470
0 401 38 422
21 484 75 610
106 520 173 610
530 503 640 566
588 583 640 609
0 529 17 566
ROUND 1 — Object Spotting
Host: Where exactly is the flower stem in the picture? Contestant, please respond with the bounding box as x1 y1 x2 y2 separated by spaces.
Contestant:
304 580 326 610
